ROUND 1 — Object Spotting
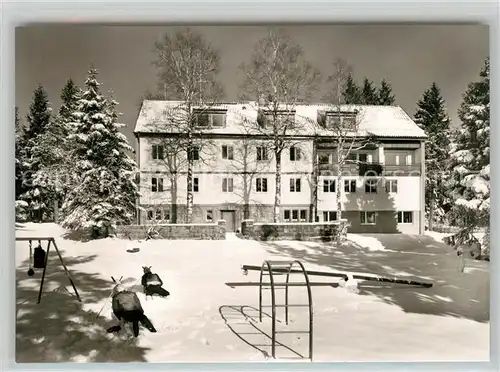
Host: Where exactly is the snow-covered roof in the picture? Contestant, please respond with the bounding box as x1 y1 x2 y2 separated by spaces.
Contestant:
134 100 427 139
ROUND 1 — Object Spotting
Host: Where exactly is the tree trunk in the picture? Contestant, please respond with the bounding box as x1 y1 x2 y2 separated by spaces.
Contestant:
311 139 319 222
336 147 343 221
170 174 178 223
186 157 194 223
54 199 59 224
274 149 282 223
429 193 434 231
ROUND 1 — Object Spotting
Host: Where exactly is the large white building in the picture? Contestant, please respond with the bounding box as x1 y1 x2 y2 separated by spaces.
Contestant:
134 100 427 234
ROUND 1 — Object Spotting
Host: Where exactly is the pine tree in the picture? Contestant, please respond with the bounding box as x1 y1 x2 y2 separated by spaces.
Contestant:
414 82 452 229
15 106 25 199
61 68 139 238
15 107 29 221
377 79 396 105
447 57 490 258
31 79 81 222
19 85 53 222
342 73 361 103
361 78 378 104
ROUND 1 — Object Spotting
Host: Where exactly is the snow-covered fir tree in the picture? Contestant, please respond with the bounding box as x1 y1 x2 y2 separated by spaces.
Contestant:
29 79 82 222
15 107 28 221
360 78 378 104
342 73 361 103
19 85 53 222
61 68 139 238
448 57 490 258
414 82 452 229
377 79 396 105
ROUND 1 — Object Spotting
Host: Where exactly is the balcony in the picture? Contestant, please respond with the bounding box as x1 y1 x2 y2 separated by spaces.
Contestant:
383 164 422 176
318 162 422 177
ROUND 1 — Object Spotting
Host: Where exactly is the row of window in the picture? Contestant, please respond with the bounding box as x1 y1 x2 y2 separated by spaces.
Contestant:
151 144 302 162
172 111 361 130
319 152 414 166
151 177 400 194
360 211 413 225
146 207 414 226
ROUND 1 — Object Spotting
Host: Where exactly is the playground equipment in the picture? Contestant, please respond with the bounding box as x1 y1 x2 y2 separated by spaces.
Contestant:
242 264 433 288
16 237 82 304
231 260 434 361
229 260 314 361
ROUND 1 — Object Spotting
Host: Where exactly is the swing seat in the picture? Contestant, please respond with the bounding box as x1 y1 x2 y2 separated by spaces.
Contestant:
33 246 47 269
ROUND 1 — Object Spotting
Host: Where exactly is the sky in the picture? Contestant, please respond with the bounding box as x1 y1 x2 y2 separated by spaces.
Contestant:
15 24 489 148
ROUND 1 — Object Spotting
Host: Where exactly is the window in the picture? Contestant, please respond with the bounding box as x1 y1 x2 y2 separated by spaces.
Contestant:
256 177 268 192
290 178 301 192
163 209 170 222
397 211 413 224
152 144 164 160
206 210 213 222
326 114 357 129
147 210 154 221
346 153 372 163
318 153 331 164
188 146 200 161
385 179 398 193
360 211 377 225
300 210 307 221
406 154 413 166
263 111 296 127
323 211 337 222
386 151 415 166
189 177 199 192
152 177 164 192
344 179 356 193
222 178 234 192
222 145 234 160
284 210 291 221
323 179 336 192
194 111 226 127
346 153 357 162
256 146 268 161
365 179 377 193
290 146 301 161
284 209 307 222
327 115 341 128
147 208 169 222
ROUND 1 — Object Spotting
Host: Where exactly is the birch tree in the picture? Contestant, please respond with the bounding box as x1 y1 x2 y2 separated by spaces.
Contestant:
320 59 378 226
152 28 223 223
239 30 320 222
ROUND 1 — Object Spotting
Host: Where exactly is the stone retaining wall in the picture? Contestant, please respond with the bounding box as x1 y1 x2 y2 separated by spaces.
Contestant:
114 220 226 240
241 219 349 242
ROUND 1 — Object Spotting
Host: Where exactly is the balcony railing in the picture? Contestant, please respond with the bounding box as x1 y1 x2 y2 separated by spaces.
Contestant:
318 162 422 176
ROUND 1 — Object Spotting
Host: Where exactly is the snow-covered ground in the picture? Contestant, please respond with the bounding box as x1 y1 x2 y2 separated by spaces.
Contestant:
15 223 489 363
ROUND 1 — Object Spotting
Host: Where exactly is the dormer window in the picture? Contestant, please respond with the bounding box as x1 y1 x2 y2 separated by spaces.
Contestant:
319 110 357 130
257 109 295 128
193 109 227 128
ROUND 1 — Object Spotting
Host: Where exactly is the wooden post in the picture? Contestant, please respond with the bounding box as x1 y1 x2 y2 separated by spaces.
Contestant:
37 240 51 304
52 239 82 302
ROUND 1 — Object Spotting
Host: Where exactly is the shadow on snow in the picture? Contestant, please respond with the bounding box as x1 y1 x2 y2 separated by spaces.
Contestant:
15 248 151 362
259 234 489 323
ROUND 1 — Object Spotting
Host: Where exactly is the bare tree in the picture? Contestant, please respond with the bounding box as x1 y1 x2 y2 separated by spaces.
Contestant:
239 29 321 222
222 115 274 220
152 28 224 223
320 58 378 232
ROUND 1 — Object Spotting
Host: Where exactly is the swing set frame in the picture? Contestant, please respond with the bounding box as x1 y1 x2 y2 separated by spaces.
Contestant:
16 237 82 304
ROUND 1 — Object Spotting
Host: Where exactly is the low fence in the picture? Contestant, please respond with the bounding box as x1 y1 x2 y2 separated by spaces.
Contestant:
114 220 227 240
241 219 349 242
